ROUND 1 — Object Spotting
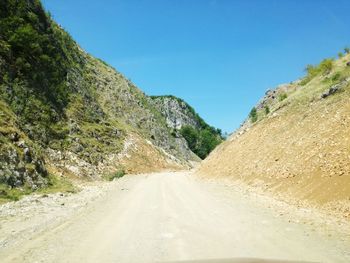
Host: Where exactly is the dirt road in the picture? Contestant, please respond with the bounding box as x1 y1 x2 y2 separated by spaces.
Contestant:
0 172 349 263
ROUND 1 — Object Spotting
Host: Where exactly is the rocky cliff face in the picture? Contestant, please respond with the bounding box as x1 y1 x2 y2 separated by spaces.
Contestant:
150 96 201 130
0 0 206 189
150 95 223 159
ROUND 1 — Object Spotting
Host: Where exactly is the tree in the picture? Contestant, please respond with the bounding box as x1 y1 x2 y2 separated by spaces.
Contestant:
180 126 198 151
301 58 334 85
305 64 315 74
249 107 257 123
180 125 221 159
196 129 217 159
344 47 350 54
265 106 270 115
319 59 334 75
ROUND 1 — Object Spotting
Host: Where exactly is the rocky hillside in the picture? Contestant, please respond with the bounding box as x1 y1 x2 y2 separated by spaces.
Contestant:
0 0 215 191
151 95 223 159
198 51 350 217
151 95 205 130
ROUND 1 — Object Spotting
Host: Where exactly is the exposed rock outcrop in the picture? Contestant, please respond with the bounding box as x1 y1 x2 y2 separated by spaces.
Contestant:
150 96 201 130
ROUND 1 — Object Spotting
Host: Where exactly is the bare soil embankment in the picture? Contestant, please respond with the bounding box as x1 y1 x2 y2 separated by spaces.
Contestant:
197 54 350 219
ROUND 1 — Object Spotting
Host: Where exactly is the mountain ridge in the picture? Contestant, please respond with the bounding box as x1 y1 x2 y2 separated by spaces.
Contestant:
0 0 218 194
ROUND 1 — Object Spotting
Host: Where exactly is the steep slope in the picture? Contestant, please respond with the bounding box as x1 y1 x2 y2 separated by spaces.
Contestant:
150 95 207 130
198 52 350 217
150 95 223 159
0 0 205 190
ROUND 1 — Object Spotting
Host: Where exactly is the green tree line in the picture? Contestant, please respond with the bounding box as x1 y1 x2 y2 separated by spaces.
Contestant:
180 125 222 159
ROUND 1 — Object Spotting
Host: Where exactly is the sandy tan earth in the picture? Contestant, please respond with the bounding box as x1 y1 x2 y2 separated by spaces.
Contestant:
198 84 350 217
197 55 350 218
0 172 350 263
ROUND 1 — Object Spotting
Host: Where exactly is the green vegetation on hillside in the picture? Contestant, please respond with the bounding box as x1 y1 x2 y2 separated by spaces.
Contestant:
246 47 350 127
0 0 84 145
151 95 223 159
301 58 334 85
249 107 258 123
0 174 76 204
180 125 222 159
278 92 288 101
0 0 79 105
103 168 126 181
264 106 270 115
0 0 208 192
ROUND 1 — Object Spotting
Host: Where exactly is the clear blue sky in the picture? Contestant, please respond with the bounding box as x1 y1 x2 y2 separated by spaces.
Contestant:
42 0 350 133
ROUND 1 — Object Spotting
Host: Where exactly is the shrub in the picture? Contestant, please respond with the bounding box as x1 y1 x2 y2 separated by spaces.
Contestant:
0 174 76 204
41 174 77 194
338 52 344 58
180 125 221 159
319 59 334 75
180 126 198 150
0 184 31 202
0 0 82 121
331 72 342 82
278 93 288 101
305 64 317 76
105 169 125 181
264 105 270 115
249 107 258 123
301 58 334 85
